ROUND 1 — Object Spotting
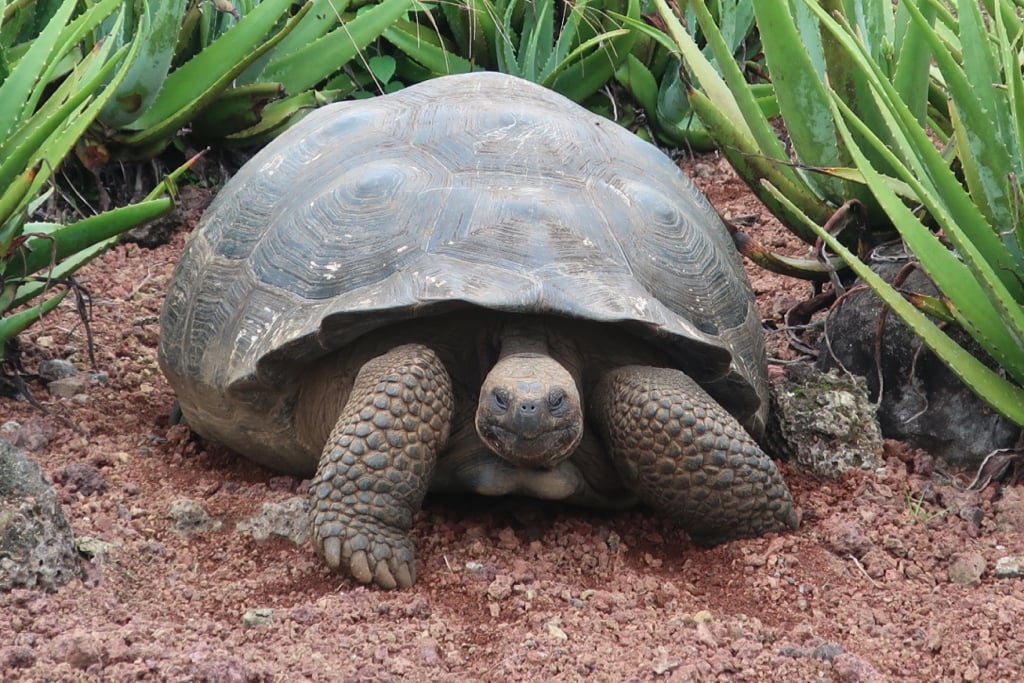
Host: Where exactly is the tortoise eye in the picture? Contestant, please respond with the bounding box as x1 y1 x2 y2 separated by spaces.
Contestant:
548 389 567 414
492 388 511 411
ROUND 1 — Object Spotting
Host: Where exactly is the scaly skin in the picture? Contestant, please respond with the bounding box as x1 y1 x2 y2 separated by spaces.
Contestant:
309 344 452 588
591 366 798 543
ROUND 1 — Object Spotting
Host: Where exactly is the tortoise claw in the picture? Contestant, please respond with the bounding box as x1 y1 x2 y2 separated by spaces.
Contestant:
321 536 342 571
311 512 418 589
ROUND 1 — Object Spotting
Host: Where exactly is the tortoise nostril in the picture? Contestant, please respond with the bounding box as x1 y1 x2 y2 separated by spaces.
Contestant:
519 401 538 414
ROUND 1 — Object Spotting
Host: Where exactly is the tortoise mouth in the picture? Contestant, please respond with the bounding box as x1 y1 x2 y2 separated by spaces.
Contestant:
477 422 583 468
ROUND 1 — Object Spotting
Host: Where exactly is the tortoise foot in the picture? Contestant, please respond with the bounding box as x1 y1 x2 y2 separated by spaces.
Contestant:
593 365 799 543
312 511 417 589
308 344 453 588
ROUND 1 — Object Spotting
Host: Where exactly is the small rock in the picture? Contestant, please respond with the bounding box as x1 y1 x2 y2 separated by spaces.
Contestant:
768 364 884 477
812 642 845 662
288 605 322 625
1 645 37 669
487 574 514 600
267 476 297 491
496 527 519 549
242 608 275 627
401 597 432 619
51 631 106 670
168 499 220 535
544 621 568 641
947 552 986 585
188 653 250 682
992 487 1024 533
55 462 107 495
235 497 310 545
76 536 119 559
973 643 996 669
37 359 79 382
2 418 57 452
652 657 681 675
417 638 442 666
831 652 882 682
994 556 1024 578
820 516 874 559
47 374 91 398
693 609 714 624
463 560 496 583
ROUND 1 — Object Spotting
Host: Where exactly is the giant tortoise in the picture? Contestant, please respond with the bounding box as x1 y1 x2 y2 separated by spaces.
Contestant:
158 72 798 589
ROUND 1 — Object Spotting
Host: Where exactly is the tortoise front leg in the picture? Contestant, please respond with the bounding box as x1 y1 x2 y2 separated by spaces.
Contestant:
591 366 798 544
310 344 453 588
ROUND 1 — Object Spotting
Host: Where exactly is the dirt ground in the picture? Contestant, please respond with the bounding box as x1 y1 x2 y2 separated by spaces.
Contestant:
2 154 1023 682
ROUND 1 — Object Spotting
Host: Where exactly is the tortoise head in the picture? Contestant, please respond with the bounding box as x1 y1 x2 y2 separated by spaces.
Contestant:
475 353 584 468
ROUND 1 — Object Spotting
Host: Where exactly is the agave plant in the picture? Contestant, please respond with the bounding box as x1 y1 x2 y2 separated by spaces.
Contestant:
788 0 1024 426
0 0 177 364
664 0 1024 426
384 0 641 105
83 0 419 159
612 0 774 148
651 0 939 270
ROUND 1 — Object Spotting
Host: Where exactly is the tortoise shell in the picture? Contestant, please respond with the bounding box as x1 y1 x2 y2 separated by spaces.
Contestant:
158 72 768 473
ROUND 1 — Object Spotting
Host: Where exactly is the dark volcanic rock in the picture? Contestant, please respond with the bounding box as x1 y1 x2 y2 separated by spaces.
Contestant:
817 262 1019 467
0 438 81 591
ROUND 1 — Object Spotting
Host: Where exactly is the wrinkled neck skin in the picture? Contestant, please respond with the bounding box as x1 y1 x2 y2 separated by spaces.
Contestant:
475 318 585 468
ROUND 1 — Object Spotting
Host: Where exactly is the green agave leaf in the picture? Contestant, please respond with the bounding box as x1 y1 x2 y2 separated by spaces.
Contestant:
804 3 999 258
816 0 1024 301
0 0 80 138
8 228 130 311
547 0 638 101
258 0 415 95
516 0 554 81
98 0 191 127
383 20 475 76
825 88 1024 385
441 0 501 69
838 86 1024 359
495 0 518 74
1 13 138 233
685 87 827 242
225 89 346 145
546 27 633 98
116 0 310 154
548 0 590 73
0 32 128 188
4 46 134 204
0 162 39 247
615 53 657 119
890 0 934 124
940 0 1017 250
814 166 918 202
999 6 1024 264
5 199 172 281
269 0 354 60
0 287 68 344
189 81 286 141
754 0 845 200
238 0 355 85
679 0 789 169
663 0 834 234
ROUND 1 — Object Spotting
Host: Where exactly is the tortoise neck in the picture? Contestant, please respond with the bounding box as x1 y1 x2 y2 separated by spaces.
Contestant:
497 318 551 359
495 316 585 390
